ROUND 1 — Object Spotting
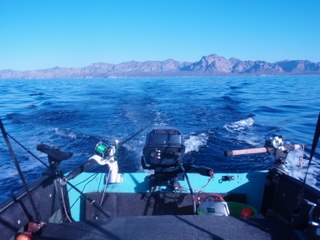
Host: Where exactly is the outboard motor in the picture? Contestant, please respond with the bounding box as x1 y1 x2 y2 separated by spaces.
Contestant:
142 128 213 193
142 128 185 174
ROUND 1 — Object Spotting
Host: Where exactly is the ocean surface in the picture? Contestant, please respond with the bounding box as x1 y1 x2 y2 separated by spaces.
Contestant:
0 76 319 203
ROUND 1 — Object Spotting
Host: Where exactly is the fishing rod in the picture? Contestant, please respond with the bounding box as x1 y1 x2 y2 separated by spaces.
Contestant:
299 113 320 198
118 126 148 145
6 133 49 168
51 125 151 219
0 121 150 222
0 120 113 221
288 113 320 226
224 144 303 157
66 125 150 180
0 119 41 223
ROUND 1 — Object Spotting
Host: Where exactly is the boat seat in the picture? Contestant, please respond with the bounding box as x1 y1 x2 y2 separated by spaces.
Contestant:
37 144 73 163
34 215 280 240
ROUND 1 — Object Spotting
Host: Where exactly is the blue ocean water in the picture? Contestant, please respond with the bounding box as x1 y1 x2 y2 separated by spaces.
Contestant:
0 76 319 203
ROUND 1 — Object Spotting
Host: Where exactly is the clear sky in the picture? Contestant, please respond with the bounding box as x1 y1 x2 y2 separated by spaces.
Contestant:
1 0 320 70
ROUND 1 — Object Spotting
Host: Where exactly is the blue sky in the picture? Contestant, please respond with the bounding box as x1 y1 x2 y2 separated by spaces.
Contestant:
1 0 319 70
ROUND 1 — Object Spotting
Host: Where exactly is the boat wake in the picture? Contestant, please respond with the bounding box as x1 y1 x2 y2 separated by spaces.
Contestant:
184 133 208 154
224 117 255 132
53 128 78 140
223 117 261 146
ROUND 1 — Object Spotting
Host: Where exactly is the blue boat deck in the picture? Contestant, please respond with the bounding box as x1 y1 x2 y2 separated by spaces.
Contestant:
67 171 267 221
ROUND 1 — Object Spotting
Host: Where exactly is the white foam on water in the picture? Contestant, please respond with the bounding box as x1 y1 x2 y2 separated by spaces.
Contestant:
184 133 208 153
54 128 77 140
224 117 255 132
224 117 261 147
284 149 320 188
235 133 261 146
153 111 168 127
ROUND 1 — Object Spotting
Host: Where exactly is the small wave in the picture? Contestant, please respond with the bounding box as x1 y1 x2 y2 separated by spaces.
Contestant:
184 133 208 153
41 101 53 106
5 113 27 123
29 92 44 96
255 106 286 114
224 117 255 132
222 96 241 104
40 110 79 122
235 133 261 146
0 165 18 179
53 128 78 140
153 111 168 127
25 104 37 109
0 155 44 180
52 128 105 149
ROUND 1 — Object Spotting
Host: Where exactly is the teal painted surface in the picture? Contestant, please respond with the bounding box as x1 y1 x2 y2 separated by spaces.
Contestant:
67 171 266 221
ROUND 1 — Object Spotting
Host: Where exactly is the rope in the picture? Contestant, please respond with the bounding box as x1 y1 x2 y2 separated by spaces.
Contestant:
59 183 73 223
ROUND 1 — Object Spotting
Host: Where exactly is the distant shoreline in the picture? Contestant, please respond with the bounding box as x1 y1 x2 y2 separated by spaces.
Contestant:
1 73 320 81
1 54 320 79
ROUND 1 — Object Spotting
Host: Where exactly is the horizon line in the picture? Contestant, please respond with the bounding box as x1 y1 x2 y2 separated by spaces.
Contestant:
2 53 320 72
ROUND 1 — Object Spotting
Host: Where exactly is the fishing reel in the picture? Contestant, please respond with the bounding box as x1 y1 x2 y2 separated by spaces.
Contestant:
89 140 122 184
291 199 320 240
306 200 320 239
265 135 285 150
265 135 304 167
91 140 121 165
225 135 304 171
265 135 288 164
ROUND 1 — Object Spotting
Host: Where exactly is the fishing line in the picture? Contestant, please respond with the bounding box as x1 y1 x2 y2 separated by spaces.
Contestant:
67 171 99 191
68 173 99 210
6 133 50 168
66 180 111 218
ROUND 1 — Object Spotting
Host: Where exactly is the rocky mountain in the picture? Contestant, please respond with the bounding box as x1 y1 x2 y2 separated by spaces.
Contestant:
1 54 319 79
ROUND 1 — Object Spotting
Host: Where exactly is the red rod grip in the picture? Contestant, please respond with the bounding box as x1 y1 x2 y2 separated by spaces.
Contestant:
225 144 303 157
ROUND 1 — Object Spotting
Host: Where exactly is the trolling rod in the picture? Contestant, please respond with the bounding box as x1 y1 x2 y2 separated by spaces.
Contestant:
0 120 112 221
119 126 148 145
0 119 41 222
288 112 320 227
0 121 150 222
300 113 320 198
66 125 150 180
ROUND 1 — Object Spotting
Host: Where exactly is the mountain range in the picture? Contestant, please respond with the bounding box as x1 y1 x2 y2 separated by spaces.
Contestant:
1 54 320 79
